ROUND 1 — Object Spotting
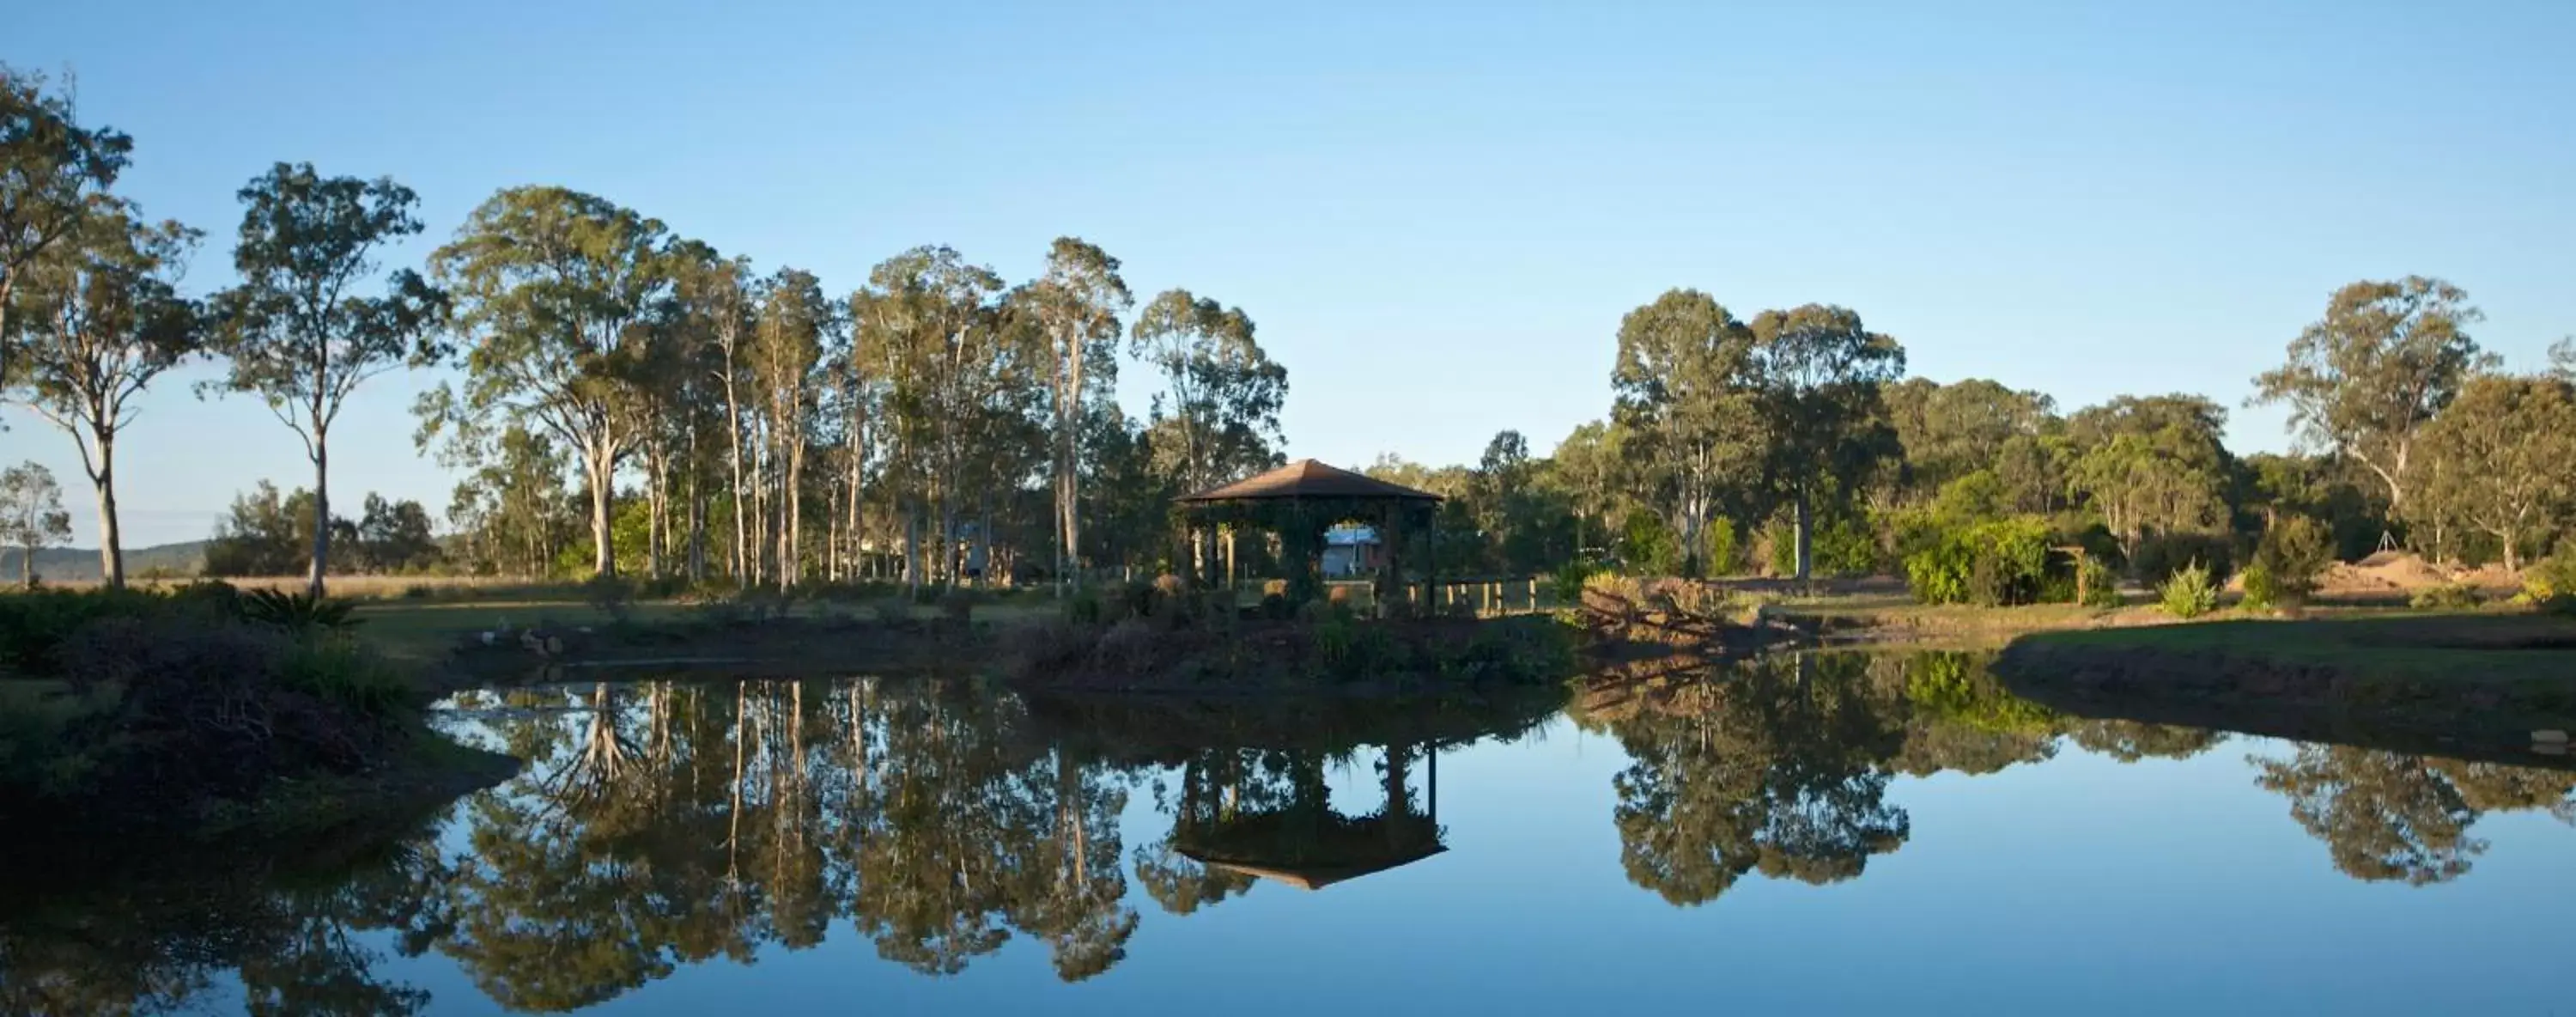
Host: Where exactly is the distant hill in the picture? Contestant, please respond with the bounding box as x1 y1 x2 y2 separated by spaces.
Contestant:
0 541 210 583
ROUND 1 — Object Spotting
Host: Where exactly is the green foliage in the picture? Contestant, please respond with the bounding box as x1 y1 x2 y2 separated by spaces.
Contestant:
2519 543 2576 610
1765 509 1876 577
2157 561 2221 619
276 637 419 725
1904 517 2050 606
2239 562 2278 612
1549 560 1602 605
2075 555 2121 607
240 588 363 632
2132 531 2235 586
2409 582 2482 611
2252 515 2334 603
1619 508 1684 576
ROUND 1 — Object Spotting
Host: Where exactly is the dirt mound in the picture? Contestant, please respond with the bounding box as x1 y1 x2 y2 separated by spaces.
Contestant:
2317 551 2455 595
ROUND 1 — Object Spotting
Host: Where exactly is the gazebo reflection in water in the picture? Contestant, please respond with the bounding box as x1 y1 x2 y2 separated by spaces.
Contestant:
1172 741 1443 892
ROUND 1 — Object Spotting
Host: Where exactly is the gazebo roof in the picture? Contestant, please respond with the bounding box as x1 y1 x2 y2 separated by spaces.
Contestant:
1179 844 1449 892
1176 459 1444 504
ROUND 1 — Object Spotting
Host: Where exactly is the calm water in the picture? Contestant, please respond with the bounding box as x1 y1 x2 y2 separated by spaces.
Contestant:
7 651 2575 1015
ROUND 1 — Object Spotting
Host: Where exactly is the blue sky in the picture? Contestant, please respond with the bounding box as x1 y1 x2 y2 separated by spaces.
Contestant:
7 0 2573 546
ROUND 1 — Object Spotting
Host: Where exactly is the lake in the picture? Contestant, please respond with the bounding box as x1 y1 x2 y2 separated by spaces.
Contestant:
6 649 2573 1015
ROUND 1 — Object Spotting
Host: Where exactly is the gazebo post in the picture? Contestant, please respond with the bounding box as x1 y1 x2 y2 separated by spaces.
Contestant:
1377 503 1402 619
1426 511 1441 615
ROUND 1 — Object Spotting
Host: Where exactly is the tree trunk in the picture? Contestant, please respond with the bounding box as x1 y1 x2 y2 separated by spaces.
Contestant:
306 429 328 598
782 437 805 591
589 444 617 576
725 368 749 584
1794 483 1814 584
93 430 125 589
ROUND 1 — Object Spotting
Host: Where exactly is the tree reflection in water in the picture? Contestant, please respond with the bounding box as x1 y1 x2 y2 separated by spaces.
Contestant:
7 660 2576 1013
2256 746 2576 886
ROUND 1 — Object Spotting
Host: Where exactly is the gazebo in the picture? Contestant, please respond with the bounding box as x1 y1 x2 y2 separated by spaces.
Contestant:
1174 459 1444 616
1174 742 1443 892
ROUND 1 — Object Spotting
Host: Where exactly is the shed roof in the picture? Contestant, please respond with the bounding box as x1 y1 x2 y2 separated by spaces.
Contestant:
1176 459 1444 504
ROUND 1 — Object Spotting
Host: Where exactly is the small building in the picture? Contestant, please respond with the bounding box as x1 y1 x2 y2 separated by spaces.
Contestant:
1321 523 1384 578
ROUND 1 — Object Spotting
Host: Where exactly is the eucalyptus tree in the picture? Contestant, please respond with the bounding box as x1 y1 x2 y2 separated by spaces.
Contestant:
1024 238 1130 592
865 246 1009 586
2412 373 2576 570
5 210 203 586
0 65 133 388
1883 377 2057 499
2064 395 2233 561
428 186 674 576
209 162 446 595
1547 419 1631 556
667 245 758 582
0 461 70 587
2253 277 2492 521
750 267 833 588
1747 304 1905 582
1609 289 1765 575
1128 289 1285 493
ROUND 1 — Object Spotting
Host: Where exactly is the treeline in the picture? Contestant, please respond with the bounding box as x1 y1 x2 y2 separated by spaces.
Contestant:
201 484 440 577
1369 279 2575 598
0 64 1289 593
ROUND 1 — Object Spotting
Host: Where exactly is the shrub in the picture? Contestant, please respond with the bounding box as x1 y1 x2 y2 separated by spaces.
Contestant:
2239 562 2278 612
2519 543 2576 609
277 637 421 726
2252 515 2333 604
1095 618 1159 669
1549 561 1601 606
2409 582 2481 611
2158 561 2221 619
1005 618 1096 676
401 583 436 600
1905 517 2050 606
2075 556 2121 608
240 589 363 632
2134 532 2236 587
1259 593 1292 620
868 598 913 628
1765 510 1877 578
1064 593 1106 625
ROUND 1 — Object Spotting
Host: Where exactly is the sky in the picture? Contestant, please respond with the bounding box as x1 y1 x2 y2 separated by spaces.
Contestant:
6 0 2573 547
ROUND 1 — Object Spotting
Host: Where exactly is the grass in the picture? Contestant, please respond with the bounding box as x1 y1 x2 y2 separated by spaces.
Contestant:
350 592 1065 663
2011 609 2576 686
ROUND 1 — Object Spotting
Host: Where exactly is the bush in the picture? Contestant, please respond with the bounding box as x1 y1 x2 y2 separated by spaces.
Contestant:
2409 582 2481 611
2075 556 2121 608
1259 593 1292 620
1549 561 1601 606
2158 561 2220 619
2239 562 2278 612
2134 532 2235 587
277 637 421 725
240 589 363 632
2519 543 2576 609
1063 593 1105 625
2252 515 2333 604
1905 517 2050 606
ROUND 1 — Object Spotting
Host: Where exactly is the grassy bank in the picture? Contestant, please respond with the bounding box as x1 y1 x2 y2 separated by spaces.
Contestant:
0 586 519 834
1994 610 2576 763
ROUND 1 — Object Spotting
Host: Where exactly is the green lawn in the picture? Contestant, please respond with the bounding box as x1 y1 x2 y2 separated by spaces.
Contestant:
350 594 1066 663
2012 610 2576 685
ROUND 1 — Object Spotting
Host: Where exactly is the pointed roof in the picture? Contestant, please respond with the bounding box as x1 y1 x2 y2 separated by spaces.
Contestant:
1176 459 1444 504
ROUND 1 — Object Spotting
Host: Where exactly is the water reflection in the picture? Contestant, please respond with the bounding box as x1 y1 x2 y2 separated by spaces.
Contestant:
5 654 2576 1013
